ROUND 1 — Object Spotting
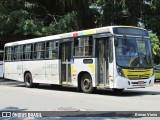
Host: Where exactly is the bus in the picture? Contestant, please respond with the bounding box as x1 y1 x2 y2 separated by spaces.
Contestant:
4 26 154 93
0 50 4 78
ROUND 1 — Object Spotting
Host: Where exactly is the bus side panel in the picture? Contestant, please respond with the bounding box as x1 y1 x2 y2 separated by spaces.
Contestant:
45 59 60 84
4 61 23 82
23 61 45 83
23 60 60 84
71 58 96 87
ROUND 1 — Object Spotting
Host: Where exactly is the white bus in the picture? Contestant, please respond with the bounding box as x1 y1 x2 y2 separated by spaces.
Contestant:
0 50 4 78
4 26 154 93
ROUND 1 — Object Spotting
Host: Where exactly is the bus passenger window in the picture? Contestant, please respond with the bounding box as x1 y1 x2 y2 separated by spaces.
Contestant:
6 47 13 61
24 44 33 60
14 46 23 61
34 42 45 59
74 36 93 57
46 41 58 59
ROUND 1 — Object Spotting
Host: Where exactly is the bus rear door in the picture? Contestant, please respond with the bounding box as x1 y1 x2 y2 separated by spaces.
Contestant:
60 42 72 85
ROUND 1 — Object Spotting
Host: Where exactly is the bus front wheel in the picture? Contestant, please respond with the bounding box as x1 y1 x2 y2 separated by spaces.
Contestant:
24 73 34 88
81 74 94 93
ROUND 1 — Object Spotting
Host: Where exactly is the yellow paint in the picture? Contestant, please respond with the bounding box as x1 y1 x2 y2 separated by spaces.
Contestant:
122 68 153 80
116 26 143 29
83 29 96 35
88 64 94 73
71 65 77 74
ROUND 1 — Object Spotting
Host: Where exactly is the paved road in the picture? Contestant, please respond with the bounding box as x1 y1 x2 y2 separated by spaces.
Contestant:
0 79 160 119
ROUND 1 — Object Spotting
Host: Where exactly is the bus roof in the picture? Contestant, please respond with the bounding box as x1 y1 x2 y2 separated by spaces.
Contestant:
5 26 146 47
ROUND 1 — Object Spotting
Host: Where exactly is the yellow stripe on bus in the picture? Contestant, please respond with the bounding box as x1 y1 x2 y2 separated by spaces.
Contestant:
71 65 77 74
83 29 96 35
88 64 94 73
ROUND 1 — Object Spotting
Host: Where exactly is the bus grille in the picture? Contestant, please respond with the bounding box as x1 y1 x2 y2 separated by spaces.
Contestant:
122 69 153 80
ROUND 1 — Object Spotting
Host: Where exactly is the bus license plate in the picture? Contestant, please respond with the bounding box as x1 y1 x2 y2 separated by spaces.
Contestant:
138 81 144 84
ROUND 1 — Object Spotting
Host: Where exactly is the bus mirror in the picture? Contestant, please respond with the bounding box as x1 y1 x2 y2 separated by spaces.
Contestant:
114 38 118 46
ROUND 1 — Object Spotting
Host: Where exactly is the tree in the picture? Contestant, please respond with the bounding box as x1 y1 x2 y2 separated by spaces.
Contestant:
0 0 96 40
145 0 160 41
150 32 160 64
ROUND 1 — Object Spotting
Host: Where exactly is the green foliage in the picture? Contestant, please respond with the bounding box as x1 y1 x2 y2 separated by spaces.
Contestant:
55 12 79 33
0 0 94 39
42 12 79 36
149 32 160 64
15 19 43 36
150 33 159 55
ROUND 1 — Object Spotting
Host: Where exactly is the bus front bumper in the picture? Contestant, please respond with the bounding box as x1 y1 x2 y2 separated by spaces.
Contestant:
113 75 155 89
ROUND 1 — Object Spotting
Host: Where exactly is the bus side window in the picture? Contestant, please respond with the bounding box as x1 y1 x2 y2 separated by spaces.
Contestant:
46 41 58 59
74 38 79 56
24 44 33 60
34 42 45 59
6 47 13 61
14 45 23 61
74 36 93 57
13 47 17 60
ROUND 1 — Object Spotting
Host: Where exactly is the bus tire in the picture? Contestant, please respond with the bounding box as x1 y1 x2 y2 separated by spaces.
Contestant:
112 88 124 92
24 73 34 88
81 74 94 93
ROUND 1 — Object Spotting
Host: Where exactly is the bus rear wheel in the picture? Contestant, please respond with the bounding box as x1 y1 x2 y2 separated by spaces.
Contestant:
24 73 34 88
81 74 94 93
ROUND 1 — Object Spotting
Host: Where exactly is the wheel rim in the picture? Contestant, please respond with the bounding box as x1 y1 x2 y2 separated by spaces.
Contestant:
83 78 91 90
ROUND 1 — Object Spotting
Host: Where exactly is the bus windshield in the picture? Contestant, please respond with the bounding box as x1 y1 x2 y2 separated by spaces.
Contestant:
115 36 152 68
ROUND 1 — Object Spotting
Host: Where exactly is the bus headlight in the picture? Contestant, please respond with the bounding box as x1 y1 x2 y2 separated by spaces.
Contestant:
117 66 124 77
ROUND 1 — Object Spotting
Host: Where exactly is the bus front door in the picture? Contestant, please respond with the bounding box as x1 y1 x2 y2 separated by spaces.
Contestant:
97 38 109 86
60 42 72 84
